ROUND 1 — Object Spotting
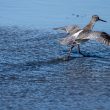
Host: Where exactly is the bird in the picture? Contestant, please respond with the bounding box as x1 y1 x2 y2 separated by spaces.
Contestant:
56 15 107 59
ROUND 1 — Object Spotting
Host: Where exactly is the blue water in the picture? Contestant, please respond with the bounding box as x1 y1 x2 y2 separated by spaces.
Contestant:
0 0 110 110
0 0 110 30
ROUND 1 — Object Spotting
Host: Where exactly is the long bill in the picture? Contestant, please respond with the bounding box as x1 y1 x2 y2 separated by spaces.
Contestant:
99 19 107 22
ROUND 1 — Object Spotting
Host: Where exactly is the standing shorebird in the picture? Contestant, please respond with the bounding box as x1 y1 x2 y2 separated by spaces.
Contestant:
55 15 107 59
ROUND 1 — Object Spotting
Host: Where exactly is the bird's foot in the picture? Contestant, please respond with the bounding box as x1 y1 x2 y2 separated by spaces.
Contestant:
62 55 71 61
79 52 91 57
79 52 87 57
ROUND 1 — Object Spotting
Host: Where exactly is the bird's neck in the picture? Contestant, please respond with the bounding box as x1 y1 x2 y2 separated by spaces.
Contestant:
83 19 96 31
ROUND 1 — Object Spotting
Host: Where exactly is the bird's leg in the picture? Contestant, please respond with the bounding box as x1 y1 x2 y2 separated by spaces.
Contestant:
77 44 86 57
62 45 75 61
77 44 81 53
66 45 75 59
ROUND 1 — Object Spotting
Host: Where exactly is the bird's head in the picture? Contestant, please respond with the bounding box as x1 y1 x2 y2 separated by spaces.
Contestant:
92 15 107 22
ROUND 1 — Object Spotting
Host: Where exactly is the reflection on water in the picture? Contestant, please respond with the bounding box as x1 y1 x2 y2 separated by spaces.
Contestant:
0 27 110 110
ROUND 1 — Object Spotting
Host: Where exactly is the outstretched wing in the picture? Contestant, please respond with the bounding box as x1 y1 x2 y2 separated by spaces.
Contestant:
96 32 110 45
80 31 110 45
53 25 80 33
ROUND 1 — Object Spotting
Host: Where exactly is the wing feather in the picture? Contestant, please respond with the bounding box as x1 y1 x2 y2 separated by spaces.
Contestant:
53 25 80 33
96 32 110 45
82 31 110 45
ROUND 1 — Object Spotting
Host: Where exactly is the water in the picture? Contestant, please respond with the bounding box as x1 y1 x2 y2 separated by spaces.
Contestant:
0 0 110 110
0 26 110 110
0 0 110 29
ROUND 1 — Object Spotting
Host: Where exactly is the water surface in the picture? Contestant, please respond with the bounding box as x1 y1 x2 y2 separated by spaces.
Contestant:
0 0 110 110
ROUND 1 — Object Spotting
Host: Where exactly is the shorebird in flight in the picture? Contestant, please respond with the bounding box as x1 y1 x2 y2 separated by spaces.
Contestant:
54 15 108 59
